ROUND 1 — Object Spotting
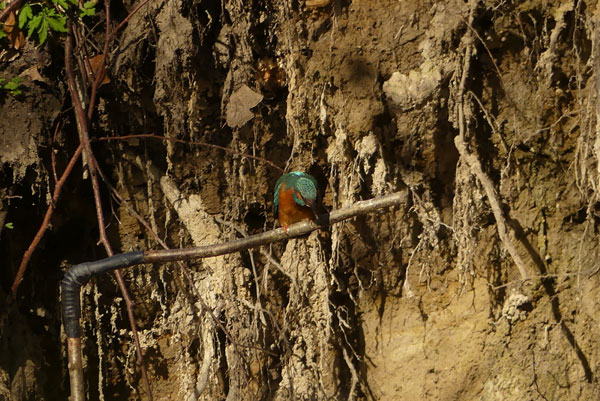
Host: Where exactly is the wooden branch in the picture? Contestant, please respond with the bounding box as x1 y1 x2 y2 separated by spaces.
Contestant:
99 133 285 173
86 0 111 118
109 0 153 40
10 144 83 296
100 174 273 355
61 189 406 399
62 191 407 336
0 0 23 23
65 23 153 400
143 191 407 263
67 338 85 401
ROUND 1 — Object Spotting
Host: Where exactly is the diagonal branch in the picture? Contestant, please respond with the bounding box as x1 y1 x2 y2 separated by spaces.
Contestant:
64 22 153 400
0 0 23 23
143 191 407 263
10 144 83 297
98 133 285 173
99 169 277 355
61 190 407 400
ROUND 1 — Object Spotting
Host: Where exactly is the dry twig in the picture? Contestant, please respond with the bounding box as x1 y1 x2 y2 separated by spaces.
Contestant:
64 22 153 400
99 133 285 173
10 144 83 296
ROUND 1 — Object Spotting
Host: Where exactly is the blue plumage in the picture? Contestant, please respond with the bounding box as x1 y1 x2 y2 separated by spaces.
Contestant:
274 171 319 217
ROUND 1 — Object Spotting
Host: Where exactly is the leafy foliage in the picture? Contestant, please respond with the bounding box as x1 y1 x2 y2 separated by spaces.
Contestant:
0 76 24 96
16 0 95 45
19 3 66 44
79 1 95 18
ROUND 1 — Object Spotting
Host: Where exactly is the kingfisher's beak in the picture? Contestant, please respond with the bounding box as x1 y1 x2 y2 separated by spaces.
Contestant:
308 200 320 221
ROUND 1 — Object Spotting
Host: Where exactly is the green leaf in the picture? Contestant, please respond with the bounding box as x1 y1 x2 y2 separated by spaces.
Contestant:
0 30 6 40
79 2 95 18
79 8 95 18
46 15 67 32
4 77 23 91
0 77 23 96
4 222 14 229
18 4 33 29
52 0 70 10
27 14 42 37
37 18 48 44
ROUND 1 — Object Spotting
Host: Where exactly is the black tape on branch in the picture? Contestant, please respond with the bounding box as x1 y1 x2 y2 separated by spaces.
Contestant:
61 251 144 338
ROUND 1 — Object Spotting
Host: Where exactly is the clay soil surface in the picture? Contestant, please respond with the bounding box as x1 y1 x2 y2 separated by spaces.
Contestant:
2 0 600 400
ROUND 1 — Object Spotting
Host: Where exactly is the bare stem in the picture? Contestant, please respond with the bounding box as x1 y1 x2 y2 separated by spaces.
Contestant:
64 23 153 400
143 191 407 264
11 144 83 297
98 133 285 173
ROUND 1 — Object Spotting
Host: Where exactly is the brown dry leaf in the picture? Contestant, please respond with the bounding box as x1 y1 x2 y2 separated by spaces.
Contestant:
20 66 46 83
9 30 25 50
225 84 263 128
86 54 111 87
3 12 17 34
4 12 25 50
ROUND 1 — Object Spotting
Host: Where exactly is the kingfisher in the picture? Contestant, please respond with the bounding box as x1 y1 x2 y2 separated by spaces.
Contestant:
274 171 320 232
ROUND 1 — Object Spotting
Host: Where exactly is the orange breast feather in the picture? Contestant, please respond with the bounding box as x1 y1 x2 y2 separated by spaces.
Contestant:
277 184 316 231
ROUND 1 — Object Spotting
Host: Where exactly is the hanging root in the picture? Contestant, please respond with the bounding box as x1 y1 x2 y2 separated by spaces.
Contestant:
454 29 531 283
